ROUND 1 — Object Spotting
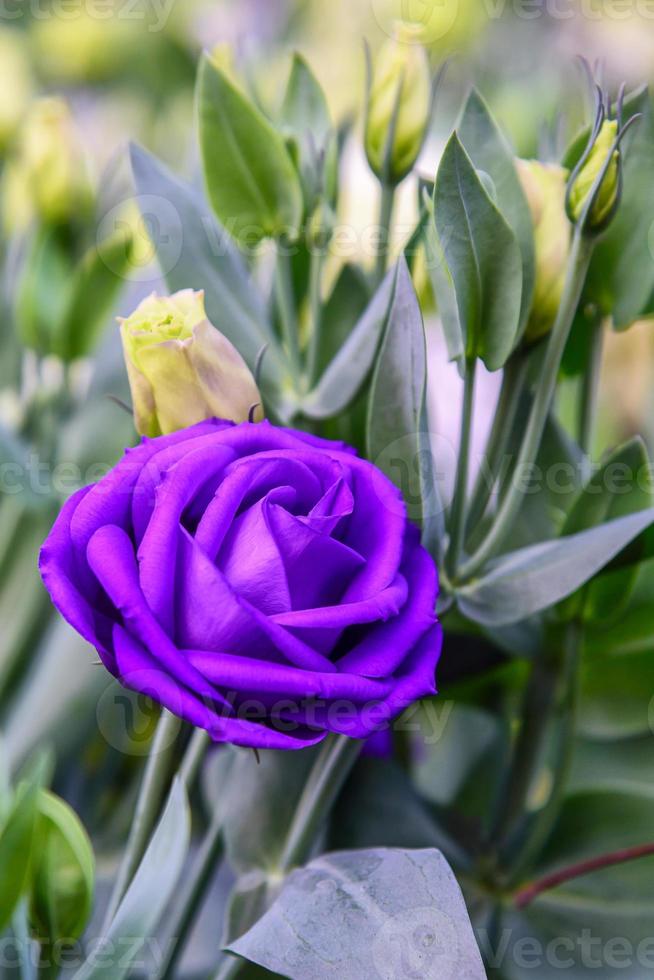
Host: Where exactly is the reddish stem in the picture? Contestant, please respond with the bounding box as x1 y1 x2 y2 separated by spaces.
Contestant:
514 842 654 909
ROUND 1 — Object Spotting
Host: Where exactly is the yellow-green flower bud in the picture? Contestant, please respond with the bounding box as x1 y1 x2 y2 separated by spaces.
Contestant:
119 290 263 437
516 159 571 343
568 119 620 230
2 97 91 233
0 28 33 152
365 22 431 185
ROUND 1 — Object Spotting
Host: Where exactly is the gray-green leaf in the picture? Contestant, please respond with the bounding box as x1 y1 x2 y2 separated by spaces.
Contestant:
229 847 485 980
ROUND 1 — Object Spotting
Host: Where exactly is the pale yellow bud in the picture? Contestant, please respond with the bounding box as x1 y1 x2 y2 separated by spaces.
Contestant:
365 22 431 185
119 290 263 437
516 159 571 343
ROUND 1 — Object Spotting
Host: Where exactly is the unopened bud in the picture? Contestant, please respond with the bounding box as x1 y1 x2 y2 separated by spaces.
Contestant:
365 22 431 185
119 290 263 437
517 159 571 342
568 119 620 232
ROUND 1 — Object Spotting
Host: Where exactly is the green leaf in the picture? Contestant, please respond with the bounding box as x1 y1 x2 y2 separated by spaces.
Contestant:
197 54 303 244
457 88 535 335
300 264 396 420
56 227 133 362
72 778 190 980
280 53 337 209
457 507 654 627
229 847 485 979
129 144 295 420
562 437 653 536
434 133 523 371
367 256 443 545
14 227 74 355
29 790 94 942
316 263 370 375
578 652 654 739
0 775 41 933
423 200 464 368
584 557 654 656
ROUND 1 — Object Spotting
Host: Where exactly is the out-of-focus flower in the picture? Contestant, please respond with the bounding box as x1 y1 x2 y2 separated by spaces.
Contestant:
119 290 263 437
30 7 132 83
0 28 33 152
568 119 620 231
2 98 92 234
40 420 441 749
365 21 431 185
516 159 571 342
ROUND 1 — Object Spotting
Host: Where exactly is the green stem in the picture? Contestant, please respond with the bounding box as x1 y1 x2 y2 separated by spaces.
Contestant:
489 642 565 856
508 619 583 883
279 734 363 873
446 359 477 580
305 247 326 387
179 729 211 788
459 231 594 581
157 803 226 980
102 709 180 930
577 315 604 457
275 243 302 378
374 182 396 287
466 354 528 540
213 955 244 980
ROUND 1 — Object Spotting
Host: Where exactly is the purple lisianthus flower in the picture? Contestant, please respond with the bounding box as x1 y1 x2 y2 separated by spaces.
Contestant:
39 420 441 750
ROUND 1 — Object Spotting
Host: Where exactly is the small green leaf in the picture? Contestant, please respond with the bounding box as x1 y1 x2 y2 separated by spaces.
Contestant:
29 790 94 943
198 54 303 245
457 88 535 335
14 227 73 355
56 227 133 362
434 133 523 371
72 778 190 980
229 848 485 979
457 507 654 627
316 263 370 375
300 264 396 420
280 53 337 209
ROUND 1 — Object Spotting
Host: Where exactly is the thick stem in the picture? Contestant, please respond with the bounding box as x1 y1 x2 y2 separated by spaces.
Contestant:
102 710 180 930
279 734 362 873
374 182 396 288
275 243 302 378
515 841 654 908
466 354 528 539
459 232 594 581
179 729 211 788
446 359 477 579
305 247 326 387
577 315 604 457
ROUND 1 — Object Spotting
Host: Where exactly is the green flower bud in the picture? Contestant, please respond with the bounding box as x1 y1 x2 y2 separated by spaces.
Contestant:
568 119 619 231
2 97 92 234
516 159 571 343
365 22 431 185
119 290 263 437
